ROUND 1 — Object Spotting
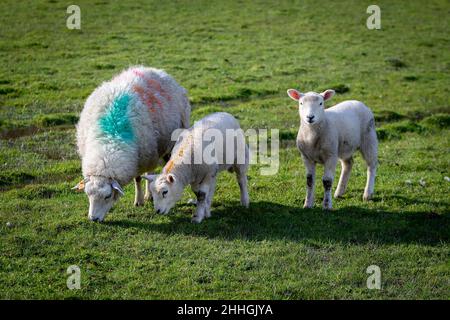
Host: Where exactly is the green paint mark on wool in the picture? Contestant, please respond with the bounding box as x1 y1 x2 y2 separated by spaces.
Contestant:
98 93 134 143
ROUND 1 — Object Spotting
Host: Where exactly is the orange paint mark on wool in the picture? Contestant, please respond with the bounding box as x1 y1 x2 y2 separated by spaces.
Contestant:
146 78 172 102
164 145 187 173
132 69 170 108
133 85 160 112
164 160 175 173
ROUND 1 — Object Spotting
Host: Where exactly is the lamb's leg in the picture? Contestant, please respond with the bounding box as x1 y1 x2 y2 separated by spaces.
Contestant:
361 127 378 201
303 159 316 208
191 180 212 224
322 157 337 210
234 164 250 208
334 157 353 198
363 165 377 201
134 176 144 206
204 178 217 218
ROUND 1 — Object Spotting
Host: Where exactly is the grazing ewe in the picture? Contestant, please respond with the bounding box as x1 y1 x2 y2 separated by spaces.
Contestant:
143 112 250 223
74 66 191 221
287 88 378 210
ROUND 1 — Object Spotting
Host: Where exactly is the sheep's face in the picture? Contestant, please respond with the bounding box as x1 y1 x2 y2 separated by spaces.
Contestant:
149 173 184 214
287 89 335 125
83 176 124 222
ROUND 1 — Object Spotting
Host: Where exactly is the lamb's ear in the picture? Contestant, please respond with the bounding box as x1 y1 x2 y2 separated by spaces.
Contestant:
72 177 89 191
142 174 156 182
321 89 335 101
287 89 303 101
111 180 125 196
167 174 175 184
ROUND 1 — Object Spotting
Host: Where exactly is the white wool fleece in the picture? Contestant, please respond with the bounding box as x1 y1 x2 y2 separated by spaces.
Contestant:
76 66 191 221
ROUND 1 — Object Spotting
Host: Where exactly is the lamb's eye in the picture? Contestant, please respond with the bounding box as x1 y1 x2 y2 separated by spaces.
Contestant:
300 102 303 105
104 193 112 200
162 190 168 198
320 102 323 106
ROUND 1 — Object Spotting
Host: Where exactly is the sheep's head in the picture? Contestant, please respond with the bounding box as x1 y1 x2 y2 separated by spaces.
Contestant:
287 89 335 125
72 176 124 222
143 173 184 215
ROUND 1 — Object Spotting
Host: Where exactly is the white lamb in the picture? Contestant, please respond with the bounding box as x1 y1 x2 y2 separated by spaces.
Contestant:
143 112 250 223
287 88 378 210
74 66 191 221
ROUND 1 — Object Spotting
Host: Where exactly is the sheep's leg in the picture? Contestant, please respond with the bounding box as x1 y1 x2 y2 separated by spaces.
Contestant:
144 174 152 202
334 157 353 198
204 178 217 218
134 176 144 206
234 164 250 208
191 181 211 224
363 165 377 201
322 158 337 210
361 127 378 201
303 159 316 209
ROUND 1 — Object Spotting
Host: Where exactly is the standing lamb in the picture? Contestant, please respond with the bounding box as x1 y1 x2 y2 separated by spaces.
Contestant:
74 66 191 221
143 112 250 223
287 88 378 210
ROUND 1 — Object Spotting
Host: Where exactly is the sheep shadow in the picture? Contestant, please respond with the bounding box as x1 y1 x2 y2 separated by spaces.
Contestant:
107 201 449 245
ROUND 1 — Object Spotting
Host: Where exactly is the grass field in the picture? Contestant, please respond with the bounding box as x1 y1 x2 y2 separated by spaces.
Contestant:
0 0 449 299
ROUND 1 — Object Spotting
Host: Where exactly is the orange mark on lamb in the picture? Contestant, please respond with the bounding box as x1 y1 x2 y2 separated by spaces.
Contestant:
164 160 175 173
163 148 185 173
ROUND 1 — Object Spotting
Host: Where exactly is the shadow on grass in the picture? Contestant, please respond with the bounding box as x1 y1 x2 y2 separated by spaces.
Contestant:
107 201 449 245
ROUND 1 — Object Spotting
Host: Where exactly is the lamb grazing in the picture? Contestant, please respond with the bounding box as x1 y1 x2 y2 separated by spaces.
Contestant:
287 88 378 210
74 66 191 221
143 112 250 223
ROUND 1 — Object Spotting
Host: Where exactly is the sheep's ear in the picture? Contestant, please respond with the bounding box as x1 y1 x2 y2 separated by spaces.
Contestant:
111 180 125 196
142 174 156 182
72 177 89 191
287 89 303 101
321 89 335 101
167 174 175 184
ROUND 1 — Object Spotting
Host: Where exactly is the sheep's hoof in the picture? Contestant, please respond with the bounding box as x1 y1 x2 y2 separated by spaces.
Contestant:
323 206 334 211
322 201 333 210
144 194 152 202
303 203 313 209
187 198 197 205
363 193 373 201
191 216 204 224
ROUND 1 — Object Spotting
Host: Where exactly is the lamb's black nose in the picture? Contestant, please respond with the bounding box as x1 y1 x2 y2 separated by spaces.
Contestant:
307 115 315 123
156 209 161 214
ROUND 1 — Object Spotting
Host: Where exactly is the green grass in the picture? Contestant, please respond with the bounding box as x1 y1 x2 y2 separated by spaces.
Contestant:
0 0 449 299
